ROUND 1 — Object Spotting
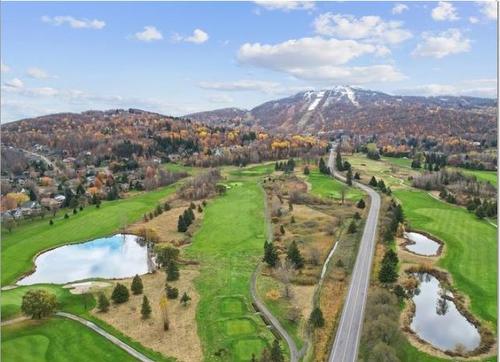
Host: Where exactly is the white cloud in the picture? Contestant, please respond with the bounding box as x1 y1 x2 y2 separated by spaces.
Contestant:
186 29 209 44
41 15 105 29
207 94 234 104
398 79 496 98
1 62 10 73
313 13 412 44
26 67 53 79
392 4 409 15
199 79 282 94
4 78 24 89
478 1 497 20
134 26 163 42
431 2 459 21
469 16 479 23
172 29 209 44
237 37 404 84
412 29 470 58
254 1 314 11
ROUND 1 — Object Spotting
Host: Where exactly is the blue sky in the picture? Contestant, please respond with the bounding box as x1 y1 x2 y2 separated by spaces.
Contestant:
1 1 497 122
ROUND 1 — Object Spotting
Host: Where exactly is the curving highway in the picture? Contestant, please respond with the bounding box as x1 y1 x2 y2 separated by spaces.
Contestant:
327 146 381 362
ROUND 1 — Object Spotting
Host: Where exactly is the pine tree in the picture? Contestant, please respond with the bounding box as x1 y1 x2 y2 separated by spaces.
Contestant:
131 274 143 295
356 199 366 209
347 220 357 234
377 179 387 192
197 205 203 213
167 261 180 281
111 283 129 304
270 339 284 362
177 215 187 232
49 219 54 226
309 307 325 328
369 176 378 187
378 261 398 283
303 166 310 175
346 168 353 186
335 150 344 171
280 225 285 234
286 241 304 269
354 172 361 180
180 292 191 306
164 202 171 211
263 241 279 268
97 293 110 312
141 296 152 319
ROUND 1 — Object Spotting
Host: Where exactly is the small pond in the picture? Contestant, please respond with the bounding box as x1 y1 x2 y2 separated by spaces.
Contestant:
18 234 151 285
410 273 480 352
404 232 441 256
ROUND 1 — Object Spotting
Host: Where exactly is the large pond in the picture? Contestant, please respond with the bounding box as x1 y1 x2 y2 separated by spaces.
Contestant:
410 273 480 352
404 232 441 256
18 234 151 285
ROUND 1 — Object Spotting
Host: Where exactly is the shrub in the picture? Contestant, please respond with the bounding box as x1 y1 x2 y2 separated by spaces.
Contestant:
166 286 179 299
356 199 366 209
49 219 54 225
97 293 110 312
64 213 69 219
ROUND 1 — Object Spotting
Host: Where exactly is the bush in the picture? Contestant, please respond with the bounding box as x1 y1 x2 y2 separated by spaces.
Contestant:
356 199 366 209
166 285 179 299
111 283 129 304
64 213 69 219
49 219 54 225
347 220 357 234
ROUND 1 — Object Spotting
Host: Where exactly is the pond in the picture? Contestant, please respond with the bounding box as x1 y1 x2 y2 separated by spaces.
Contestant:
404 232 441 256
410 273 480 352
18 234 151 285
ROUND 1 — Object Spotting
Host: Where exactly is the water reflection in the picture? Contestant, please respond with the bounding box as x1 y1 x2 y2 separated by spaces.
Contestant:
410 273 480 352
18 234 149 285
404 232 441 256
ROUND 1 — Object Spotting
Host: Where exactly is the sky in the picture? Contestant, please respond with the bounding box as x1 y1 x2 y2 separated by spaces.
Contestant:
1 1 497 123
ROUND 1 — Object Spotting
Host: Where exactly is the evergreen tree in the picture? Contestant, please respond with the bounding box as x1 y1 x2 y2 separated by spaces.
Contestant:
309 307 325 328
166 285 178 299
177 215 187 232
303 166 310 175
369 176 378 187
270 339 284 362
356 199 366 209
141 296 152 319
378 261 398 283
197 205 203 213
346 168 353 186
347 220 357 234
286 241 304 269
180 292 191 306
335 149 344 171
49 219 54 226
164 202 171 211
167 261 180 281
354 212 361 220
354 172 361 180
263 241 279 268
280 225 285 234
111 283 129 304
97 293 110 312
377 179 387 192
131 274 143 295
318 158 329 175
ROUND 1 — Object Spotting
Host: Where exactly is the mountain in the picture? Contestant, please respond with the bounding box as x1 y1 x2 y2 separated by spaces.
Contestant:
186 86 497 139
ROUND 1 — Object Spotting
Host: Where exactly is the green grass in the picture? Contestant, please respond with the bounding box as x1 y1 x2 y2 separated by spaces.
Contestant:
382 156 413 169
1 285 94 321
229 162 276 177
2 318 137 362
453 168 497 187
394 189 497 327
163 162 199 175
1 184 178 285
308 169 364 201
184 180 275 361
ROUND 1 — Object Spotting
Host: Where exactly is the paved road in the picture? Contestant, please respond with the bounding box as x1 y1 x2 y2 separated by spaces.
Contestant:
327 147 381 362
249 186 302 362
56 312 153 362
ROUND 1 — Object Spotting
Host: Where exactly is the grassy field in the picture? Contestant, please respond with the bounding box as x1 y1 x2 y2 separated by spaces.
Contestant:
228 162 276 177
394 189 497 326
2 318 137 362
453 168 497 187
1 184 178 285
184 179 276 361
1 285 94 321
382 156 413 169
307 169 364 201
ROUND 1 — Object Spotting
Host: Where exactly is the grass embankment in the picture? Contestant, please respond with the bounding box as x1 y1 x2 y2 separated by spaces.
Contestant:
394 189 497 327
185 180 276 361
1 184 178 285
1 318 137 362
307 169 363 200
